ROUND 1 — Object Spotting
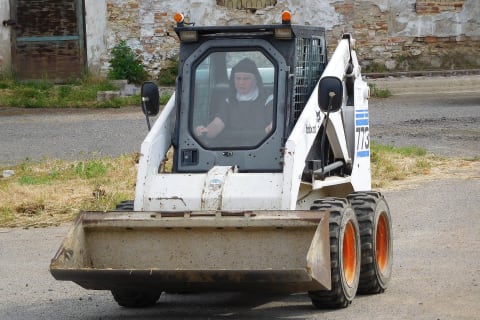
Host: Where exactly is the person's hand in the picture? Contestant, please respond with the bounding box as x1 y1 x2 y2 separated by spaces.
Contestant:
265 122 272 134
196 125 208 136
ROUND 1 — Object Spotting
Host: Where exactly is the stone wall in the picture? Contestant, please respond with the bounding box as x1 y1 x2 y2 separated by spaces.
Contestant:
1 0 479 77
98 0 479 78
352 0 480 71
415 0 466 14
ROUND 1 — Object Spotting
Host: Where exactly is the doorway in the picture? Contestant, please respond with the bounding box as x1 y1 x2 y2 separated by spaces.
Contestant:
9 0 86 81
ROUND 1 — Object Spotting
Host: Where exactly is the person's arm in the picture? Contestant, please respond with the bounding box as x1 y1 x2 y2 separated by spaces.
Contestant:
196 116 225 138
264 94 274 134
265 122 272 134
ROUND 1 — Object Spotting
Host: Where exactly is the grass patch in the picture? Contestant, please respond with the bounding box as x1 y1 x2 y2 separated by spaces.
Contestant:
160 91 172 105
0 75 140 108
1 145 477 228
370 142 444 188
0 154 138 227
157 58 178 86
369 84 392 98
0 207 15 224
75 160 108 179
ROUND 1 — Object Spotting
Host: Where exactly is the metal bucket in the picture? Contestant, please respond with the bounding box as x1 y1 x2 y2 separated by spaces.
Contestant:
50 210 331 293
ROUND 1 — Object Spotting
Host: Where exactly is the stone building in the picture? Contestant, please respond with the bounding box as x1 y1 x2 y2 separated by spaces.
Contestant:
0 0 479 81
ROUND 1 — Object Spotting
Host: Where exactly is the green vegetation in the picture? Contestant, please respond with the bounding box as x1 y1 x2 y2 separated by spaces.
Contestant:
372 143 427 157
364 53 480 73
0 75 140 108
0 154 138 227
160 91 173 105
364 62 388 73
157 58 179 86
108 41 149 85
370 142 443 188
369 84 392 98
0 42 175 109
1 144 476 228
0 70 174 108
75 160 108 179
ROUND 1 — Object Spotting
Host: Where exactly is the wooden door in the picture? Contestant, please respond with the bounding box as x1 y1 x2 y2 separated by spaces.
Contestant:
10 0 86 82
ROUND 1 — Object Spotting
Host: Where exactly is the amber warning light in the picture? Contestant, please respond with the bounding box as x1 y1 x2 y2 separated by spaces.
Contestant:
275 11 293 39
174 13 198 42
174 13 184 24
281 11 291 24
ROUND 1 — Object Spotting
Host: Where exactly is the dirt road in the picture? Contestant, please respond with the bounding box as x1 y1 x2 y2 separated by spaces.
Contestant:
1 93 478 166
369 92 480 158
0 106 147 166
0 176 478 319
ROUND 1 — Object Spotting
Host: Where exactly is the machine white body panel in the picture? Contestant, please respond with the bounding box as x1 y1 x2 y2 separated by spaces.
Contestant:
135 38 371 212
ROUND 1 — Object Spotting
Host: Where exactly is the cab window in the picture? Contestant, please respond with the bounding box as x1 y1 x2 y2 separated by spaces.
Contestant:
191 51 276 149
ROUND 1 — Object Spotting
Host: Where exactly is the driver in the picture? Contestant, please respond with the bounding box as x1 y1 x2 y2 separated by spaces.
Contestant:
195 58 273 139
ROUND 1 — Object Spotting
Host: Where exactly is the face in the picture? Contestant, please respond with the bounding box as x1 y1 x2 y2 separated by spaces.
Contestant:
234 72 256 95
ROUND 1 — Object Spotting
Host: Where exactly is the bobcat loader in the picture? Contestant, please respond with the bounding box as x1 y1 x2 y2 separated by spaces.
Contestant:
50 12 393 309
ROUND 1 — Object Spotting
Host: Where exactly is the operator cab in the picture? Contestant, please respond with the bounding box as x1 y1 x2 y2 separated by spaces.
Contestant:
173 25 293 173
142 14 327 174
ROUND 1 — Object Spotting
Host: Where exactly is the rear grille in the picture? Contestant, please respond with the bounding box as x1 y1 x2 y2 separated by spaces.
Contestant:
293 36 326 122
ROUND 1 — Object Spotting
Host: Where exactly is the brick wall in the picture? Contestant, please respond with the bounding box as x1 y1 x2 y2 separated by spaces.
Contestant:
216 0 277 10
337 0 480 72
415 0 466 14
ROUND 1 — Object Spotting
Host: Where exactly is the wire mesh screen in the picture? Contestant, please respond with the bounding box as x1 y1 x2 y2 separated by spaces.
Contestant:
293 37 326 122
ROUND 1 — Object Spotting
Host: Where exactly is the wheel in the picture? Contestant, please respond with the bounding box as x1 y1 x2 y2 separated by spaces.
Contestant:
308 198 361 309
112 201 162 307
347 191 393 294
111 289 161 308
115 200 134 211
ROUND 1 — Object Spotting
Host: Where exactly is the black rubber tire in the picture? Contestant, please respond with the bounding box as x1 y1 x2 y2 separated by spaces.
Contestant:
347 191 393 294
115 200 134 211
112 201 162 307
111 289 161 308
308 198 361 309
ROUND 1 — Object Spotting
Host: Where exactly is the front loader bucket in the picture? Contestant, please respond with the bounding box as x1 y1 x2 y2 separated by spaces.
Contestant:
50 210 331 293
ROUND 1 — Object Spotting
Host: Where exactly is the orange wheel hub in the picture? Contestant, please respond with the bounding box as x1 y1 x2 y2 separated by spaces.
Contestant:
376 213 389 273
343 221 357 286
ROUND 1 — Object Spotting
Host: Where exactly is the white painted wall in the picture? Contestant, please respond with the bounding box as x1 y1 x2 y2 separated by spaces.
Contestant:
0 0 11 72
158 0 342 27
84 0 107 74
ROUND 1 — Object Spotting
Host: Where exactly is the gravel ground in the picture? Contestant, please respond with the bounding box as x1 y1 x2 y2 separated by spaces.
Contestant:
369 92 480 158
0 92 478 166
0 106 148 166
0 176 478 320
0 91 479 319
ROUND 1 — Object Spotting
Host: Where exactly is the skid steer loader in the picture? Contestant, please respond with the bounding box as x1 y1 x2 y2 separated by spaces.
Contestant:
50 11 393 309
